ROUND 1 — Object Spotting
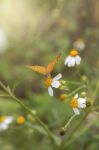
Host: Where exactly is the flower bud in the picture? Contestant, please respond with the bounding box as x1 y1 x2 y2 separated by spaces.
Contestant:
59 94 67 101
16 116 25 124
59 127 66 136
59 85 65 90
32 110 37 115
81 75 88 81
81 92 87 97
60 80 66 85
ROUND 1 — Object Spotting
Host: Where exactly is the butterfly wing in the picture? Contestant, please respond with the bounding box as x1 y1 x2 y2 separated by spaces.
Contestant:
46 53 61 74
26 65 47 75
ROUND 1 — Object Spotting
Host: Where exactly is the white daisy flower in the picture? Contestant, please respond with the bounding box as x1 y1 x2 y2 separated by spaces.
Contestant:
0 116 13 131
73 38 85 51
70 94 86 115
45 73 62 96
64 49 81 67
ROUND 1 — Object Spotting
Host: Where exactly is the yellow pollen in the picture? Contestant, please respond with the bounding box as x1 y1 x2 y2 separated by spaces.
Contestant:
70 49 78 57
70 98 78 108
16 116 25 124
0 116 5 122
45 77 52 87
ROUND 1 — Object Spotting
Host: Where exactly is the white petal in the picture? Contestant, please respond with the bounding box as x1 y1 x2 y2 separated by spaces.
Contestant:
4 117 13 124
66 57 76 67
48 87 53 96
74 94 78 99
78 98 86 108
67 61 73 67
70 57 76 67
0 124 8 131
64 56 72 65
73 108 80 115
52 81 61 88
53 73 62 81
75 56 81 65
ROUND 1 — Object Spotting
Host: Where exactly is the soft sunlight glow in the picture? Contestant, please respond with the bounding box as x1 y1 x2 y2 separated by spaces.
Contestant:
0 0 45 38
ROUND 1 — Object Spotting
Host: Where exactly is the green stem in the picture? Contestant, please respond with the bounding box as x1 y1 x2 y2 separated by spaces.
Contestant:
76 66 82 78
67 85 86 98
85 79 93 98
0 81 8 93
0 81 56 147
65 81 83 85
64 114 76 130
64 115 97 148
59 112 89 149
93 81 99 99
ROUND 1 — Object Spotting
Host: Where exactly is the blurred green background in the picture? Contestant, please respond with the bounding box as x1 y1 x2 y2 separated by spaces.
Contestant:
0 0 99 150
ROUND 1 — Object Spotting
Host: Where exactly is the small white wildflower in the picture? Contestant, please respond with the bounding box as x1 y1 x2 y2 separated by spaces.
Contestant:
70 94 86 115
0 116 13 131
64 49 81 67
73 38 85 51
45 73 62 96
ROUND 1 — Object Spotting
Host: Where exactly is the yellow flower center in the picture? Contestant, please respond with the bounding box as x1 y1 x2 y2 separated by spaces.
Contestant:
16 116 25 124
0 116 5 123
70 49 78 57
70 98 78 108
45 77 52 87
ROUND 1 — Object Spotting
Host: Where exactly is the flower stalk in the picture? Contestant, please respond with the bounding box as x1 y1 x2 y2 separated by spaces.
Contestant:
0 81 56 146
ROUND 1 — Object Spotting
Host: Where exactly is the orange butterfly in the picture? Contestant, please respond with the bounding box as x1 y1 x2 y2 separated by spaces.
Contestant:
26 53 61 76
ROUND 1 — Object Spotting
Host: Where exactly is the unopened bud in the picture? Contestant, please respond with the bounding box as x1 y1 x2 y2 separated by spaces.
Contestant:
60 80 66 85
59 85 65 90
59 94 67 101
59 127 66 136
32 110 37 115
81 92 87 97
81 75 88 81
